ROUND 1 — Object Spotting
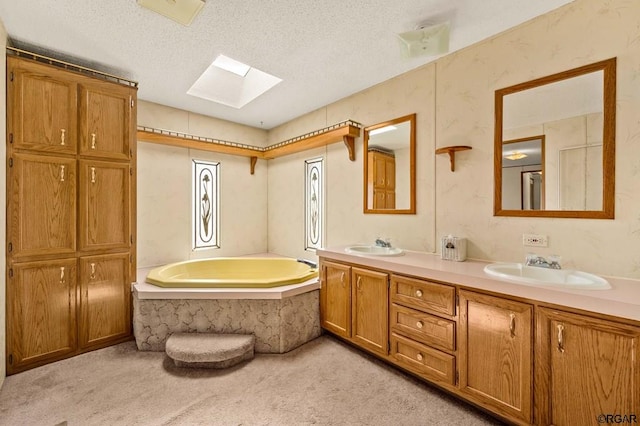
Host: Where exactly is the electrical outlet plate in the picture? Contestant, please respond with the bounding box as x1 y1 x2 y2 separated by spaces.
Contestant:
523 234 548 247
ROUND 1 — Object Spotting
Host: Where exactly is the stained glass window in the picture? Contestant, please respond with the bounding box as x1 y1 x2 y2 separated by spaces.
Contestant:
305 157 324 251
192 159 220 250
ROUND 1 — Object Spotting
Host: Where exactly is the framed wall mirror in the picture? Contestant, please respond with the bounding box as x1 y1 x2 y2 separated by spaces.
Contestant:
363 113 416 214
494 58 616 219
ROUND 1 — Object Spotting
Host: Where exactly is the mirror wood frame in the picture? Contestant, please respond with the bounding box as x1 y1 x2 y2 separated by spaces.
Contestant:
363 113 416 214
494 58 616 219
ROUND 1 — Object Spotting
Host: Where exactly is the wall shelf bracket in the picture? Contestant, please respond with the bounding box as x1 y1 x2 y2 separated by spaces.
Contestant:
436 145 472 172
250 156 258 175
343 136 356 161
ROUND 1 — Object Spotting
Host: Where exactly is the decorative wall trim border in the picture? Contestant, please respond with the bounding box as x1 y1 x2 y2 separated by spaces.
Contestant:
137 120 362 174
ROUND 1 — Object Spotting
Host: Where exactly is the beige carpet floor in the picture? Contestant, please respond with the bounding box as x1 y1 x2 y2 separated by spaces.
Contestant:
0 335 504 426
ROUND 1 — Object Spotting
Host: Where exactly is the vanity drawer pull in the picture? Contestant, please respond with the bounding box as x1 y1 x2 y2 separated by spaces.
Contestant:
416 321 424 329
415 289 423 298
416 353 424 362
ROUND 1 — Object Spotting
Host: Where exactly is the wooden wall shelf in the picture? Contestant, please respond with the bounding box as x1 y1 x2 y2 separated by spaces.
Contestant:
436 145 472 172
137 121 362 174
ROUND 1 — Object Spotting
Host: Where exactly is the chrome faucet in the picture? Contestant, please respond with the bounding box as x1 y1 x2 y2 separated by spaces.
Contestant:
525 254 562 269
375 238 392 248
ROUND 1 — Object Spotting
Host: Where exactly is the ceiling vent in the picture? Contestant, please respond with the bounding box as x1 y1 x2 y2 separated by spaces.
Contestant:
137 0 205 26
397 21 450 58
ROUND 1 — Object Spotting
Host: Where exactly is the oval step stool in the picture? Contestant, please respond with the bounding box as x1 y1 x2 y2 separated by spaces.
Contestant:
166 333 255 369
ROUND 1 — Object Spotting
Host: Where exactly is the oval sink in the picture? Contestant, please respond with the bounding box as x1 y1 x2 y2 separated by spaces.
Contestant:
345 245 404 257
483 263 610 290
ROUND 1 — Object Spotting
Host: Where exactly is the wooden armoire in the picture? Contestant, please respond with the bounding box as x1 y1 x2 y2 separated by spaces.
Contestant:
6 53 137 374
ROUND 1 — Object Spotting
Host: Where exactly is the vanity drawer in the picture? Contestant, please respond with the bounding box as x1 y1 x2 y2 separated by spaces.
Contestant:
390 303 455 352
391 275 456 316
390 333 456 385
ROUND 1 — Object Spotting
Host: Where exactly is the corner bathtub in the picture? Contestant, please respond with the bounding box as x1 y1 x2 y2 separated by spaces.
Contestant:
146 257 318 288
132 256 321 354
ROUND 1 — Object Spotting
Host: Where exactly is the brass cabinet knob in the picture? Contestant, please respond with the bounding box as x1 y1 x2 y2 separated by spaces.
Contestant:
416 353 423 362
415 289 423 298
416 321 424 329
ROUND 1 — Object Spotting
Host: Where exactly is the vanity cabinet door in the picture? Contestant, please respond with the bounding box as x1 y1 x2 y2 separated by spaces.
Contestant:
351 267 389 356
459 290 533 424
320 261 352 338
535 308 640 426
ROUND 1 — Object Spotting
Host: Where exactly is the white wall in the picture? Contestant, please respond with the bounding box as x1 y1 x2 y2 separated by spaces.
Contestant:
137 102 269 267
0 19 6 387
268 65 437 259
268 0 640 278
435 0 640 276
136 0 640 280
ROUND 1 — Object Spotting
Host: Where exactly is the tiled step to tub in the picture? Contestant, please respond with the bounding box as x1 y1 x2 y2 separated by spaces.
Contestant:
165 333 255 369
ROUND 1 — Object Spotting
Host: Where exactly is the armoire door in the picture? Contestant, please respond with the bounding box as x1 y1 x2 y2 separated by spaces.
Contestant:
8 57 78 154
79 253 131 348
78 82 132 160
7 258 77 373
78 160 130 251
8 153 77 258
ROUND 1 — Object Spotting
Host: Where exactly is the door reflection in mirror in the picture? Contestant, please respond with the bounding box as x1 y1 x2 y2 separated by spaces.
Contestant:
501 136 545 211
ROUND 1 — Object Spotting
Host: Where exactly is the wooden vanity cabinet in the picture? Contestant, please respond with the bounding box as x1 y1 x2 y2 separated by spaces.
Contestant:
320 260 389 357
458 290 533 425
320 254 640 426
535 307 640 425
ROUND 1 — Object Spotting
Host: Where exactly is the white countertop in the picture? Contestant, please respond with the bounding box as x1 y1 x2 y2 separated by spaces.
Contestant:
317 246 640 322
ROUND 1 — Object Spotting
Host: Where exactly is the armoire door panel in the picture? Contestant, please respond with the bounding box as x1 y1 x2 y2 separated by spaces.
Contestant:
8 57 78 154
79 253 131 348
7 258 77 372
79 160 130 251
9 153 77 258
79 83 131 160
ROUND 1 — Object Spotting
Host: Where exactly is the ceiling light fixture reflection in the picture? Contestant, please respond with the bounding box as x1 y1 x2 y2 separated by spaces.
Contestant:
504 151 528 160
369 125 397 136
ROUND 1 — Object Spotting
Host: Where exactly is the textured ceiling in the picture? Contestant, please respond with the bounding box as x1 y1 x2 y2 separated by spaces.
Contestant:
0 0 573 129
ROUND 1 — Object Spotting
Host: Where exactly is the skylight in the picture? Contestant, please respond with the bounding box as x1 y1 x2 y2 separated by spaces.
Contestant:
212 55 250 77
187 55 282 109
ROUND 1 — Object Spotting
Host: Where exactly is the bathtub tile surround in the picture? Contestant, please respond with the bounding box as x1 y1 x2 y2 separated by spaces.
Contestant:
132 290 320 353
